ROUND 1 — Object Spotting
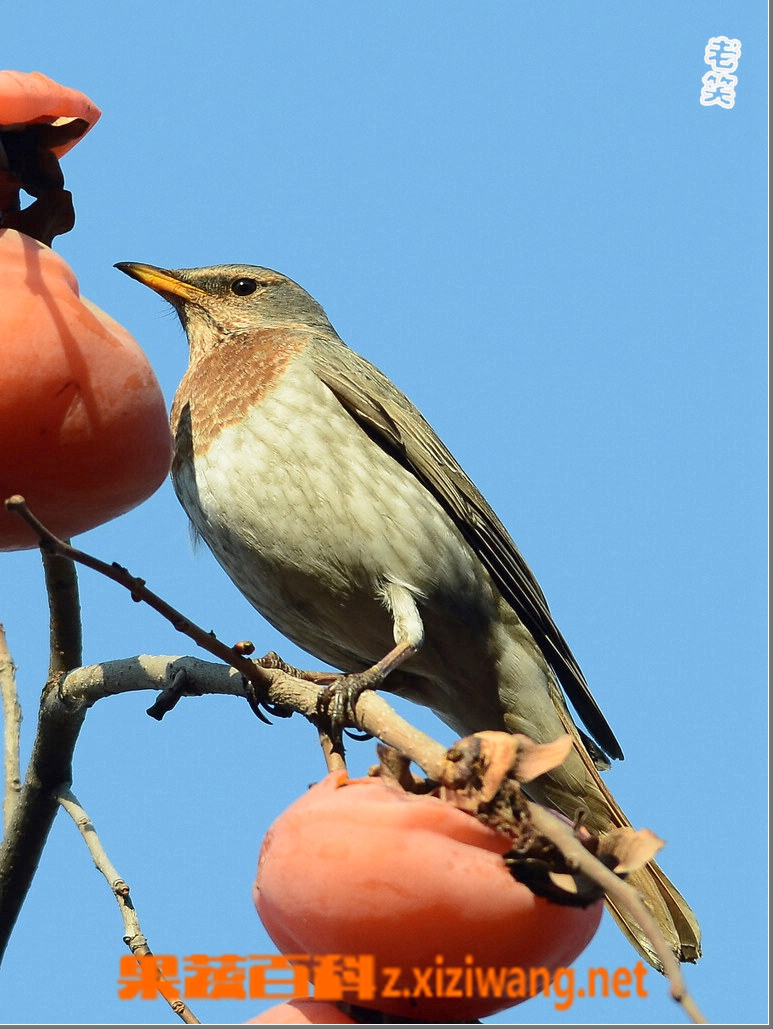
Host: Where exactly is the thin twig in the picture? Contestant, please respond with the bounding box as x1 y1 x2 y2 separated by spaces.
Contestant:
318 729 347 773
56 787 200 1024
0 625 22 827
527 804 707 1024
5 495 318 707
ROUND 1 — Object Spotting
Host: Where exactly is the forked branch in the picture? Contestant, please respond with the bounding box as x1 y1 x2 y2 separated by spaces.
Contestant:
2 496 706 1022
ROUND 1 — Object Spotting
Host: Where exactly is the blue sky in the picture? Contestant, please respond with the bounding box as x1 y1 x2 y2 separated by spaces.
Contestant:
1 2 767 1024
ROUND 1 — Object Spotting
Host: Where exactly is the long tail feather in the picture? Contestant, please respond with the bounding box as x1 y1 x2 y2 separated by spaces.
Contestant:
508 697 702 971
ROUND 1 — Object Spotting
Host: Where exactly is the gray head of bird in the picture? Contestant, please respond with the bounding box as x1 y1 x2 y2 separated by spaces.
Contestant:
116 262 334 358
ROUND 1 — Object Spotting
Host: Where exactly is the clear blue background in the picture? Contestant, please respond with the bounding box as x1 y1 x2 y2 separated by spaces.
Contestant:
1 2 767 1024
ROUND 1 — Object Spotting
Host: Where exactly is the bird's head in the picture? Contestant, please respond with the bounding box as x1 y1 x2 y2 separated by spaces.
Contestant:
115 262 333 359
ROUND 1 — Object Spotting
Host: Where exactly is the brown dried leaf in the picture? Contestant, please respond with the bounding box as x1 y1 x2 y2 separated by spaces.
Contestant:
510 733 574 784
460 731 522 800
597 826 665 874
440 731 574 803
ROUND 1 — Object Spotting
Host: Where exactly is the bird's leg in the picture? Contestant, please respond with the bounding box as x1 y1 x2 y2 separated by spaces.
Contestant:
323 583 424 731
324 639 419 731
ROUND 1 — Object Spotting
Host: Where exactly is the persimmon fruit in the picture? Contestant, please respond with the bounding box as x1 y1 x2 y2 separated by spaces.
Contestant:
0 69 100 156
245 999 355 1023
253 771 603 1021
0 228 173 549
1 70 101 234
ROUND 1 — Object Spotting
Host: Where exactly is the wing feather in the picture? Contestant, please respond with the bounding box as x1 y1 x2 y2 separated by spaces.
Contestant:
313 340 623 761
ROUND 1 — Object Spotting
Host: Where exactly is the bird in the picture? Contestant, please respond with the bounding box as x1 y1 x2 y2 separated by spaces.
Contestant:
116 260 701 970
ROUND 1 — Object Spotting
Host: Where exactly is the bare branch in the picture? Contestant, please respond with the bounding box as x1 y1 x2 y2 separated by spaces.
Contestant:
318 729 347 773
0 672 88 961
59 656 450 770
0 526 87 962
527 804 707 1025
0 625 22 827
24 657 712 1021
62 654 704 1019
56 787 201 1025
5 496 277 700
62 655 251 707
41 548 82 677
1 500 706 1020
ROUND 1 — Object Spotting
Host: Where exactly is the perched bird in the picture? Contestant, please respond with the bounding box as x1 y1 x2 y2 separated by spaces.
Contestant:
117 261 701 969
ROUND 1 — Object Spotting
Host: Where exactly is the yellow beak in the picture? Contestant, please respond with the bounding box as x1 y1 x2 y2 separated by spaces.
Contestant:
115 262 208 303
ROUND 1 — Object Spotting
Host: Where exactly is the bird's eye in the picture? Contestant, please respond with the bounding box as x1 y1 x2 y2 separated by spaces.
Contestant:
230 277 258 296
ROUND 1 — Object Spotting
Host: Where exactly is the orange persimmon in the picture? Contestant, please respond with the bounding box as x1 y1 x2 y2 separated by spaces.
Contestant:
0 228 173 549
1 70 101 228
0 69 100 157
245 1000 356 1023
253 771 603 1022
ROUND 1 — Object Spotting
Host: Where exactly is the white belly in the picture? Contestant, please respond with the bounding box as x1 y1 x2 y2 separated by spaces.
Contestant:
173 357 496 673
